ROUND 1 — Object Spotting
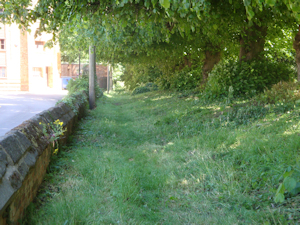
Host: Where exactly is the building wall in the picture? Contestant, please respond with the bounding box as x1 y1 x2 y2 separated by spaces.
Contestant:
0 22 61 91
27 22 61 91
0 23 22 91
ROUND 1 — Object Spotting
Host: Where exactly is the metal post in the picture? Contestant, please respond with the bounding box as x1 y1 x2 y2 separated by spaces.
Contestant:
94 47 97 84
78 49 80 77
107 64 110 93
110 66 113 90
89 45 95 109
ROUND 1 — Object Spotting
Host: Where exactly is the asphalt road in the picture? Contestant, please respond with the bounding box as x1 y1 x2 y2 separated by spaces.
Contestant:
0 90 68 137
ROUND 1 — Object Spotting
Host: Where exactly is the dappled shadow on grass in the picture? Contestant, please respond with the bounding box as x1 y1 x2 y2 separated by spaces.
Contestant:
76 92 300 223
23 91 300 224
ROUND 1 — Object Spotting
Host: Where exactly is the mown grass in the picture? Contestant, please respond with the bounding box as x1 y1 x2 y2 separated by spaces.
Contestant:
23 90 300 224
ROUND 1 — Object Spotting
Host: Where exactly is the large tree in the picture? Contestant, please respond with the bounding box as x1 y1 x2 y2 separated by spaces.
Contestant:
2 0 298 85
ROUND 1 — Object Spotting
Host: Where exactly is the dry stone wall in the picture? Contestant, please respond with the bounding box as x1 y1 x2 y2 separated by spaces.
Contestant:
0 91 88 225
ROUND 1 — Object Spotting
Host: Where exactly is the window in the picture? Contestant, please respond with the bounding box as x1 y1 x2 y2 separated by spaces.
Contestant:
33 67 43 77
0 39 5 50
0 67 6 78
35 41 44 51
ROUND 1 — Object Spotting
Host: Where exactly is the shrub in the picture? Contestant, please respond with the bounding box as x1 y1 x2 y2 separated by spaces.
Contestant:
66 76 88 94
205 59 295 98
121 65 162 90
132 86 151 95
56 90 88 114
132 82 159 95
145 82 158 89
66 76 103 98
255 81 300 104
157 66 202 91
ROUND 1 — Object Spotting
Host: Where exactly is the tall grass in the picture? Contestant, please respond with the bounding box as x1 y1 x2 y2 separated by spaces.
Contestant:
24 90 300 224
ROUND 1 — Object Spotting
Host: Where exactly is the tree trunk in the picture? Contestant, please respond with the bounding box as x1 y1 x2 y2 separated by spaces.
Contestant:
239 24 267 61
293 25 300 81
202 50 221 83
177 54 192 71
184 55 192 68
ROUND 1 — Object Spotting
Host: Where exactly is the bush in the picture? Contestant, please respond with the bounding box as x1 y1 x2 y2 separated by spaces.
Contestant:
132 86 151 95
145 82 158 89
255 81 300 104
66 76 88 94
157 66 202 91
57 91 88 114
66 76 103 98
121 65 162 90
132 82 159 95
205 59 295 99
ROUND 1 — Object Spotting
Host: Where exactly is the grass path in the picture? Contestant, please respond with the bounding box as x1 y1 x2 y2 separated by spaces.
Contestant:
25 91 300 224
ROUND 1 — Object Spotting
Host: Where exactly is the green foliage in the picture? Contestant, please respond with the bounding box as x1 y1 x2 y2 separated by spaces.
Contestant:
132 83 158 95
66 76 103 98
229 104 269 125
157 66 202 91
122 65 162 90
40 119 67 155
144 82 158 89
256 81 300 104
275 166 300 203
4 0 298 99
57 91 88 114
132 86 151 95
205 59 295 99
66 77 88 94
26 90 300 224
251 81 300 114
57 74 103 114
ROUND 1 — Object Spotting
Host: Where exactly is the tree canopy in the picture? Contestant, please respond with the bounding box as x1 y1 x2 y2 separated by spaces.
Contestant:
1 0 300 90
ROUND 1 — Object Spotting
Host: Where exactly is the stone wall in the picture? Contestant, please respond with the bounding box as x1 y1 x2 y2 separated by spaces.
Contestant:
0 91 88 225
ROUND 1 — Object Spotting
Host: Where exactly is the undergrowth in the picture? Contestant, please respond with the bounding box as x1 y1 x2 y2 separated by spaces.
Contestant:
132 82 159 95
205 59 295 98
23 84 300 224
56 75 103 114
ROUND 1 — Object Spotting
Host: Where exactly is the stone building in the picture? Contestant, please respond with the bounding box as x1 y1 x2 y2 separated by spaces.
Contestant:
0 15 61 91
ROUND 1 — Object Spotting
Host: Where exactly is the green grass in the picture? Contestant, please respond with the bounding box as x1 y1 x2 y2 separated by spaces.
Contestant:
23 90 300 224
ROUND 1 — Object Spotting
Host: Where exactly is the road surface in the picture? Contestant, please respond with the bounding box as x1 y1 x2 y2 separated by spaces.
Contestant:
0 90 68 136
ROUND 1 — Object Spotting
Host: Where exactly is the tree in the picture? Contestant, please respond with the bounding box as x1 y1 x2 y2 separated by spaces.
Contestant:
243 0 300 78
2 0 298 87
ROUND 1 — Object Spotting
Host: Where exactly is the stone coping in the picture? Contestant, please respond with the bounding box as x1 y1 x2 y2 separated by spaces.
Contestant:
0 90 88 223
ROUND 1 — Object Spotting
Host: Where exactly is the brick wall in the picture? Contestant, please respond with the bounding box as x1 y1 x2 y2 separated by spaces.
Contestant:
61 64 108 89
0 91 88 225
61 64 107 78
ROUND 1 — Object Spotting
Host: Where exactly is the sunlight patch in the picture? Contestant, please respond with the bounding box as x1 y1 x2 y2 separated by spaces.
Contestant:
152 95 172 101
229 140 241 149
